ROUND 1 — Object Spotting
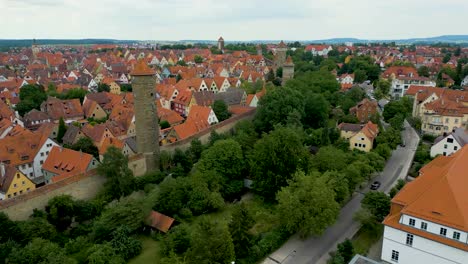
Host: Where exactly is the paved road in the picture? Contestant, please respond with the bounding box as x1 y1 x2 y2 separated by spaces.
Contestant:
263 121 420 264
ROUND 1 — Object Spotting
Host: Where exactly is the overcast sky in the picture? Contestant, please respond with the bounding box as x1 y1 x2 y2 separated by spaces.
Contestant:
0 0 466 40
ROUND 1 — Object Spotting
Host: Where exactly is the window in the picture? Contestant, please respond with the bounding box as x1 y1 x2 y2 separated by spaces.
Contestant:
421 222 428 230
443 152 447 156
40 152 44 157
13 183 17 188
409 218 416 227
445 118 449 123
363 144 366 148
406 234 414 246
455 119 459 124
7 194 11 198
444 144 448 149
354 143 358 147
19 190 23 194
40 160 44 165
27 188 30 191
391 250 399 262
16 174 20 179
453 232 461 240
447 138 454 143
22 181 25 186
454 146 458 151
440 228 447 236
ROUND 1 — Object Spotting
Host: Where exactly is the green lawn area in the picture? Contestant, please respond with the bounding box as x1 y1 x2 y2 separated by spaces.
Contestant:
352 224 384 255
129 236 161 264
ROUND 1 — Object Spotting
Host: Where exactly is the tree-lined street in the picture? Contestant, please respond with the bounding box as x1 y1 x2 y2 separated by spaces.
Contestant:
263 120 420 264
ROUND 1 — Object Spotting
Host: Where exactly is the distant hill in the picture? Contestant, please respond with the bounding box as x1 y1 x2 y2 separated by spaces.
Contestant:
306 35 468 44
0 39 136 47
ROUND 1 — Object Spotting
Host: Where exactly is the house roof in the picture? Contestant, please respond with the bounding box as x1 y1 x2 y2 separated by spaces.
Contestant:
0 129 48 167
338 122 363 132
42 146 94 182
384 146 468 251
41 97 84 121
99 137 124 155
130 59 156 76
0 164 20 193
146 210 175 233
173 118 209 140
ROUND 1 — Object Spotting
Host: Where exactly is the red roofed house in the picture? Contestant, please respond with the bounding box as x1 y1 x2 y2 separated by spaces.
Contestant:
305 45 333 56
40 97 84 123
146 210 175 233
42 146 99 184
338 121 379 152
381 145 468 264
349 98 378 123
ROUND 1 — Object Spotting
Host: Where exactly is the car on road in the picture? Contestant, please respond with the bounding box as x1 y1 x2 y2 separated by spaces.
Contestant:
400 142 406 147
370 181 381 190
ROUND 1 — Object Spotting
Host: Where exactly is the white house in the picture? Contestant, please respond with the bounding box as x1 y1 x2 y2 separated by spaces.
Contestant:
391 77 435 99
430 128 468 157
381 146 468 264
461 75 468 86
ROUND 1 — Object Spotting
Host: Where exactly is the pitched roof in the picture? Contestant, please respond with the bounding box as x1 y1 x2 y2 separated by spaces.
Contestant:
130 59 156 76
338 122 363 132
42 146 94 182
146 210 175 233
0 164 20 193
384 146 468 251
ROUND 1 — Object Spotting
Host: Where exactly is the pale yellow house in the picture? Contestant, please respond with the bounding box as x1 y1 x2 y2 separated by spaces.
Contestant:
0 164 36 200
338 122 379 152
109 81 121 95
407 86 468 136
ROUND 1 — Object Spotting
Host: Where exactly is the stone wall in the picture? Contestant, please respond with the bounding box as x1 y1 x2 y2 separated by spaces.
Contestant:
0 109 256 220
161 108 256 153
0 171 106 221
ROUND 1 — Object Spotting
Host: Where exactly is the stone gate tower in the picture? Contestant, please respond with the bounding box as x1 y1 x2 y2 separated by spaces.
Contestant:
274 40 287 69
32 39 39 60
130 59 159 171
282 56 295 85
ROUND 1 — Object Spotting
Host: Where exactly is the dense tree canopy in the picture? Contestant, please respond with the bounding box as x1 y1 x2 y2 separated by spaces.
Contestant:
277 171 340 237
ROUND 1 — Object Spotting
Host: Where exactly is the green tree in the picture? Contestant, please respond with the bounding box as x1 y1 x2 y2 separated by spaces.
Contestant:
417 66 430 77
159 120 170 129
8 238 76 264
374 143 392 160
0 212 22 244
15 84 47 116
313 146 349 172
187 139 204 163
97 146 135 199
212 100 231 122
194 55 203 63
57 117 67 143
390 179 406 198
303 93 330 129
354 69 367 83
322 171 350 204
161 224 191 256
186 218 235 264
86 243 125 264
229 203 254 258
376 128 402 149
277 171 340 237
250 126 311 200
195 139 245 199
45 195 75 231
254 87 305 132
92 196 149 242
361 191 391 222
110 226 142 260
98 83 110 92
69 136 99 158
337 239 355 263
377 79 391 95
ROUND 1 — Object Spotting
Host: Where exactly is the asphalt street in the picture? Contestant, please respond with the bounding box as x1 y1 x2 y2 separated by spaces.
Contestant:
263 120 420 264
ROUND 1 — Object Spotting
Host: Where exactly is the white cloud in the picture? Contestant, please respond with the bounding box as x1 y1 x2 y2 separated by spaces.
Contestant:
0 0 466 40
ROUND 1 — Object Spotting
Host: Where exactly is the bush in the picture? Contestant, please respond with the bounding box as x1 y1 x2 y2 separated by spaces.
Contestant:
422 134 437 143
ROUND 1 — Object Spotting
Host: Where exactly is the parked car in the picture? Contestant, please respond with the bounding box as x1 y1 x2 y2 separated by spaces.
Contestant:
370 181 381 190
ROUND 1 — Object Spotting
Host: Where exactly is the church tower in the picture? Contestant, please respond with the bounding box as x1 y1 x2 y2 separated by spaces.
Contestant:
130 59 160 171
274 41 288 70
217 36 225 51
282 56 295 85
32 39 39 60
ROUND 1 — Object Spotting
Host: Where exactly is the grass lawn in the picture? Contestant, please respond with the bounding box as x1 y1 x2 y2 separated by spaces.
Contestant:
129 236 161 264
352 224 384 255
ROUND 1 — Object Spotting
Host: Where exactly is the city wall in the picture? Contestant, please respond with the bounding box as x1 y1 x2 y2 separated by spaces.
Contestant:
0 109 256 220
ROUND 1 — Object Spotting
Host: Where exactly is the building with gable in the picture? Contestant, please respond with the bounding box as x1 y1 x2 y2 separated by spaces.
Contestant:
381 146 468 264
430 128 468 157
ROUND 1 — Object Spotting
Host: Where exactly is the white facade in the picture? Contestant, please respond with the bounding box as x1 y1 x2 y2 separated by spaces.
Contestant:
461 76 468 86
208 109 219 124
391 78 436 98
430 134 463 157
32 138 59 180
382 226 467 264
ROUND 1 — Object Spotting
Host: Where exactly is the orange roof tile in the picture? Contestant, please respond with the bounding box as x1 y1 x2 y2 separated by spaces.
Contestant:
130 59 156 76
43 147 94 182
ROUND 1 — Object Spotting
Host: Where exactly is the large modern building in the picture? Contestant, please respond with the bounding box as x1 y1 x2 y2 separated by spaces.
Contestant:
381 146 468 264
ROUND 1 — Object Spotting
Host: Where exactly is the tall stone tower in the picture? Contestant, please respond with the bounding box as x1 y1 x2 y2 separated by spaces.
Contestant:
217 36 225 51
282 56 295 85
130 59 160 171
32 39 39 60
274 40 288 69
256 44 263 56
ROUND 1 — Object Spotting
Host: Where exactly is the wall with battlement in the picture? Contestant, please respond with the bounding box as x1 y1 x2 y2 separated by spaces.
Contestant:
0 109 256 220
